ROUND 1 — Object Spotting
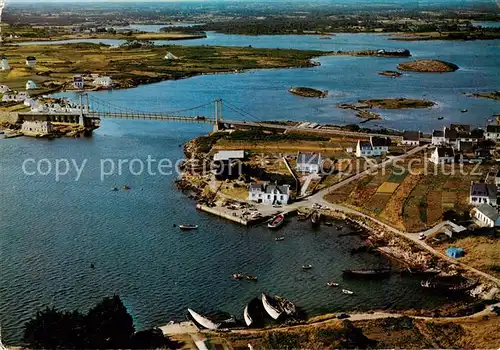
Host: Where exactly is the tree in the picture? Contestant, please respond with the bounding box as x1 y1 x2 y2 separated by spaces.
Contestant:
23 307 85 349
84 295 135 349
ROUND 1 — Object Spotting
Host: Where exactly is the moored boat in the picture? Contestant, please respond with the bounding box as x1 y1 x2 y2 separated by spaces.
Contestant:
179 224 199 230
342 289 354 295
275 236 285 241
268 214 285 229
420 275 478 292
342 268 391 279
243 305 253 327
302 264 312 270
311 211 321 226
327 282 339 287
261 293 283 320
187 308 220 330
246 275 258 281
232 273 244 280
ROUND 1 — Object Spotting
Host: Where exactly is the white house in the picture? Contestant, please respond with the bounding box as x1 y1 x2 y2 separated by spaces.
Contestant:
1 92 29 103
21 121 54 135
431 129 446 146
26 80 37 90
470 183 497 206
472 204 500 228
213 150 245 162
164 51 179 60
93 76 113 88
429 147 455 164
1 56 10 71
355 136 391 157
401 131 420 146
485 125 500 142
248 183 290 205
73 75 84 89
0 85 10 94
296 152 322 173
25 56 37 68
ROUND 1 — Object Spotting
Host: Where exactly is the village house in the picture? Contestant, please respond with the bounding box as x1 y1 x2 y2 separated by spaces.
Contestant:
26 80 37 90
485 125 500 142
93 76 113 88
248 183 290 205
355 136 391 157
472 204 500 228
1 56 10 71
429 147 455 164
1 91 29 103
21 121 54 135
431 124 483 149
25 56 37 68
401 131 420 146
73 75 84 89
296 152 322 173
164 51 179 60
470 183 497 206
0 85 10 94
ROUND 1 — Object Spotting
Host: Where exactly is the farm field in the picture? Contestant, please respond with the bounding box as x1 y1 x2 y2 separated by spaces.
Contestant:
324 152 489 232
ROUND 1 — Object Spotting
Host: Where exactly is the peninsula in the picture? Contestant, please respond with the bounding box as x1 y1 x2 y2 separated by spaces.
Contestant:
471 91 500 101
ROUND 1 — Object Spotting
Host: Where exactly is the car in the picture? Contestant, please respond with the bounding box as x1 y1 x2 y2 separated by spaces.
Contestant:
489 305 500 312
273 205 282 208
419 233 426 240
336 313 350 319
312 203 322 209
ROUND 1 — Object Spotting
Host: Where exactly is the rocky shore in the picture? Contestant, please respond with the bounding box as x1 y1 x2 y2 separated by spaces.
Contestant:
358 98 435 109
379 70 402 77
289 87 328 98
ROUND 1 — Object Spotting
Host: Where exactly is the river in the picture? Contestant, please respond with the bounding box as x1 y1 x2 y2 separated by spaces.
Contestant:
1 29 498 344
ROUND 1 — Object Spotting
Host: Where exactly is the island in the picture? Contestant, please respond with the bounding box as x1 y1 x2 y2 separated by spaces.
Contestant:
289 87 328 98
358 98 435 109
379 71 402 77
397 59 459 73
471 91 500 101
331 49 411 58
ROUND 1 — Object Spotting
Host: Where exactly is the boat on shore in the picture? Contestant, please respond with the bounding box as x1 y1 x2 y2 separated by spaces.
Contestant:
243 305 253 327
268 214 285 229
420 275 478 292
179 224 198 230
187 309 220 330
275 295 297 316
342 268 391 279
401 268 441 277
261 293 284 320
342 289 354 295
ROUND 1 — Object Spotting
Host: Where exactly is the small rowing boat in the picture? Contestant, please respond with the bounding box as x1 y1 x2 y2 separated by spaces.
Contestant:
179 224 198 230
243 305 253 327
327 282 339 287
261 293 283 320
268 214 285 229
342 289 354 295
232 273 244 280
302 264 312 270
275 236 285 241
246 275 258 281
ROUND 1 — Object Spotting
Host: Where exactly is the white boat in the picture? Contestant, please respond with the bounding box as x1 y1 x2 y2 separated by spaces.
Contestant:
327 282 339 287
187 309 219 330
302 264 312 270
243 305 253 327
180 224 199 230
342 289 354 295
261 293 283 320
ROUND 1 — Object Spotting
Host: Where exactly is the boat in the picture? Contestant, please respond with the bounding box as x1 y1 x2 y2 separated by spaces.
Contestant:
324 222 333 227
268 214 285 229
461 109 468 113
302 264 312 270
243 305 253 327
187 309 219 330
123 185 131 190
336 226 343 230
327 282 339 287
420 275 478 292
438 117 444 120
111 187 119 191
342 268 391 279
311 211 321 226
275 295 297 316
342 289 354 295
401 268 441 277
246 275 258 281
232 273 244 280
261 293 283 320
251 212 262 219
179 224 198 230
275 236 285 241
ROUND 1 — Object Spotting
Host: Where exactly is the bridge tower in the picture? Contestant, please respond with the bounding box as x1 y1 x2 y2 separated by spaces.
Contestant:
213 99 223 132
78 92 89 126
